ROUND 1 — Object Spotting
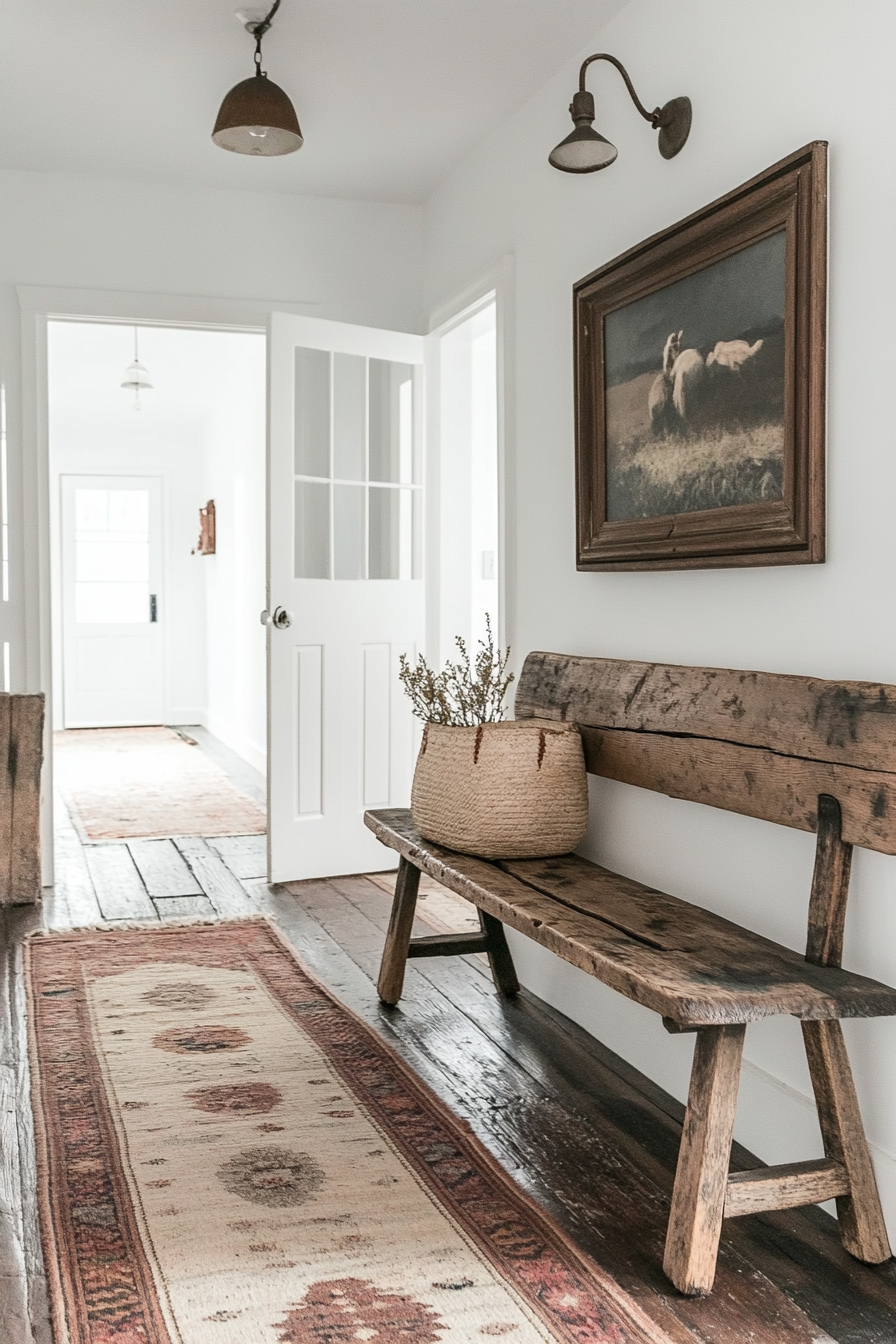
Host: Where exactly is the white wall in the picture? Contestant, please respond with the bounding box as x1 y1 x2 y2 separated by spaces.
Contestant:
423 0 896 1232
0 169 423 696
200 332 267 772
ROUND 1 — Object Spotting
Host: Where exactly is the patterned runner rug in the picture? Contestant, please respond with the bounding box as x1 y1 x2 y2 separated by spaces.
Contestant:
54 728 266 842
27 920 672 1344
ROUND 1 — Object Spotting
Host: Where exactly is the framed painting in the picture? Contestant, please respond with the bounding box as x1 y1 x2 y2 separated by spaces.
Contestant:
574 142 827 570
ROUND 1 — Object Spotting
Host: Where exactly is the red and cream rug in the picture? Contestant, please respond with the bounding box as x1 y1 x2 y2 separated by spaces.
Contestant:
54 727 266 842
26 920 672 1344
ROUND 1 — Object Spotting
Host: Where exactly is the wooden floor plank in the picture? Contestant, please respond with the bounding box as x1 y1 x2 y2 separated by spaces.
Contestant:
206 834 267 879
127 838 202 899
175 838 256 918
83 845 156 921
152 894 217 920
51 796 102 929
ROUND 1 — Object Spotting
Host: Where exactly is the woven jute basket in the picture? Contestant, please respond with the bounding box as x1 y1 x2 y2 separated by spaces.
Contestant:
410 718 588 859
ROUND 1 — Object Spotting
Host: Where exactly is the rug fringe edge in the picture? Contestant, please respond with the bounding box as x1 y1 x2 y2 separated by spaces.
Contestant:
25 915 270 940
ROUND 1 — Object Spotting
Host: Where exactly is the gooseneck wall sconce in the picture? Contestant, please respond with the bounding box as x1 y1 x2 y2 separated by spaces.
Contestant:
549 54 691 173
212 0 303 156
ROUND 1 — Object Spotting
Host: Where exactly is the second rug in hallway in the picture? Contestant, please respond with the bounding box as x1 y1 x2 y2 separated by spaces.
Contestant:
54 726 266 841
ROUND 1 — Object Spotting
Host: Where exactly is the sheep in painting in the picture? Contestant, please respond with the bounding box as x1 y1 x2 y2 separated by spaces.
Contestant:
671 344 706 422
647 330 681 434
706 338 764 372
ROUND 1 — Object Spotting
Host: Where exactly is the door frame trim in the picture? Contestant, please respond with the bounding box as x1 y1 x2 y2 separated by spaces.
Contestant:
425 254 514 664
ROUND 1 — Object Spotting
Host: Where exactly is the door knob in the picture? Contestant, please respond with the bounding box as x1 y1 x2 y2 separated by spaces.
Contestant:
260 606 293 630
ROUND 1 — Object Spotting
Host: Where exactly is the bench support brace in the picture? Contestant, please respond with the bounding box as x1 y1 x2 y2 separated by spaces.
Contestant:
377 856 519 1005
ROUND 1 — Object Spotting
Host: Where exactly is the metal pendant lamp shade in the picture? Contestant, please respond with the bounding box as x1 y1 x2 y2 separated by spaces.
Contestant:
213 71 303 156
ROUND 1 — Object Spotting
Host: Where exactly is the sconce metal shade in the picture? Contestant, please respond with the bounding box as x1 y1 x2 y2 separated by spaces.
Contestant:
212 72 303 155
549 56 691 174
549 89 617 173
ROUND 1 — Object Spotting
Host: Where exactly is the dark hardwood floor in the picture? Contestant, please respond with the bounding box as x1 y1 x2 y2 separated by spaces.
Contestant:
2 740 896 1341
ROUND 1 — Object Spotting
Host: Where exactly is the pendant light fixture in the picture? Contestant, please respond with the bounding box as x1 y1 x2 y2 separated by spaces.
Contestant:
121 328 153 411
549 54 691 173
212 0 303 156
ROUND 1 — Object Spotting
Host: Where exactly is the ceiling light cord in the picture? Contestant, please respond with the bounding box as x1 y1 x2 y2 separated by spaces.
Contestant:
249 0 281 76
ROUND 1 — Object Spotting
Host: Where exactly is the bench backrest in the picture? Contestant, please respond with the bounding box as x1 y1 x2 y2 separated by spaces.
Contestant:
515 653 896 855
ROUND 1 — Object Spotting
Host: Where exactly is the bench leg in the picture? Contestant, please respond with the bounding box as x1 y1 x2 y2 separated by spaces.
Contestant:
376 858 421 1006
802 1020 891 1264
663 1024 746 1296
479 909 520 997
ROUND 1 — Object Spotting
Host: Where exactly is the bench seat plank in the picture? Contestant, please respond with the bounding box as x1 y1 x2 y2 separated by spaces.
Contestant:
365 809 896 1027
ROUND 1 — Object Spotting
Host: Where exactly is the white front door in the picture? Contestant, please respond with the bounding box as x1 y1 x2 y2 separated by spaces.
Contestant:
267 314 424 882
61 475 165 728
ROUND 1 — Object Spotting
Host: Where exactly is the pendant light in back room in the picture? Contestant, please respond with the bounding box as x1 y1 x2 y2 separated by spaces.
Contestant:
121 328 153 412
212 0 303 156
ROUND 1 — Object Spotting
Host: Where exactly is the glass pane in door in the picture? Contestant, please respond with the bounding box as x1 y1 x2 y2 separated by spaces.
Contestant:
73 487 150 624
369 486 417 580
294 348 330 478
333 354 366 481
369 360 415 483
334 484 365 580
295 480 330 578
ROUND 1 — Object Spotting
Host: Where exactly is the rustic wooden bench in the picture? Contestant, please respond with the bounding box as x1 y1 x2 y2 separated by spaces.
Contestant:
365 653 896 1296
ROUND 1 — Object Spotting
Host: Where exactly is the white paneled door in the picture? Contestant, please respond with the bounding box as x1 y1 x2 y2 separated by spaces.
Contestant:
61 475 164 727
267 314 425 882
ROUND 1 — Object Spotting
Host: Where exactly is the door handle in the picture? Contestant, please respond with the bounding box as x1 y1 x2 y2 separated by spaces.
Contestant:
150 594 158 623
260 606 293 630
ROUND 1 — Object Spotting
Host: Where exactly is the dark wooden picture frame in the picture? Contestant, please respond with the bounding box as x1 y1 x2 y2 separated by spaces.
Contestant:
574 142 827 571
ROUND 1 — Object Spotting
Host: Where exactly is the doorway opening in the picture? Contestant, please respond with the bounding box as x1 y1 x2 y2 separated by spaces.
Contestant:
47 320 268 870
431 295 500 665
35 296 503 892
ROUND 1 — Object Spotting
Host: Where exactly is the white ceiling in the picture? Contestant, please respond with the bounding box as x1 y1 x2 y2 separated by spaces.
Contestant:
48 322 265 434
1 0 627 204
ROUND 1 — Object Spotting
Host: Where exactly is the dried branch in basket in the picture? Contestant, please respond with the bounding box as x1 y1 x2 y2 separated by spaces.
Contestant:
399 615 514 726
